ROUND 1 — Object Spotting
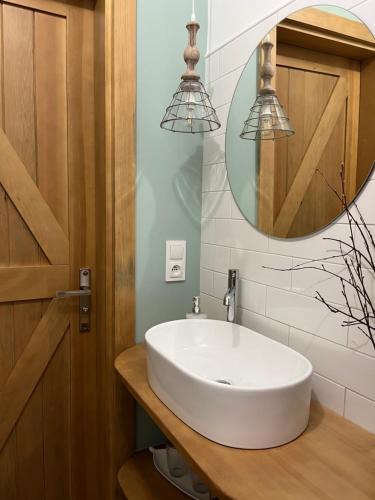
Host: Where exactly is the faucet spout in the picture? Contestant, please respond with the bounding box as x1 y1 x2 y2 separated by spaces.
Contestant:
223 269 239 323
223 287 234 306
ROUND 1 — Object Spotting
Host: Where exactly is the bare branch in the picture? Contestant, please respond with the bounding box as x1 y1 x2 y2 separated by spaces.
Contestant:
265 163 375 351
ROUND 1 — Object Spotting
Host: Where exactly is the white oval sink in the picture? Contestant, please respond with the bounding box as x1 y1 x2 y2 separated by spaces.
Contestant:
145 319 312 449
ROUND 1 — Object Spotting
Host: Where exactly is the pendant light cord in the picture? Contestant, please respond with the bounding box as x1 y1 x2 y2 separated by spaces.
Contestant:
191 0 196 21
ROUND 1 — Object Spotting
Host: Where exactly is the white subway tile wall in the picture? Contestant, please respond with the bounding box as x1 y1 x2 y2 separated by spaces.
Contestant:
345 390 375 434
201 0 375 433
311 373 346 415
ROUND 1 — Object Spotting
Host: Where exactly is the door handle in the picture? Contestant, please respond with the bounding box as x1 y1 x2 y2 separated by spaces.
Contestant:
56 289 91 298
55 268 91 333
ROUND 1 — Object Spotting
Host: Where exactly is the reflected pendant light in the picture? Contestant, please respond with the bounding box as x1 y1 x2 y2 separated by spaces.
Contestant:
160 1 221 134
240 35 294 141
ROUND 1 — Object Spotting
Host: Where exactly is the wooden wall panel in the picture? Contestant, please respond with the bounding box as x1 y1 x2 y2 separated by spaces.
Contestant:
5 0 66 16
35 13 68 234
34 12 71 500
0 302 16 500
3 4 38 264
2 5 45 499
13 303 45 500
67 3 98 500
43 331 71 500
0 5 16 498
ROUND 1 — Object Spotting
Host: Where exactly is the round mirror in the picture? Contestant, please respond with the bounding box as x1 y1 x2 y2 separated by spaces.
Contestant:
226 5 375 238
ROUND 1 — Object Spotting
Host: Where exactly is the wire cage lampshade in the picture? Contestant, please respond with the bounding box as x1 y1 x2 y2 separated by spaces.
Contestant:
161 79 221 133
240 35 294 141
240 94 294 140
160 13 220 134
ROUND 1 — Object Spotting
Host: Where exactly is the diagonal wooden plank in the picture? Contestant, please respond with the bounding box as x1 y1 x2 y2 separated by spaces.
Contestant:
273 77 348 237
0 265 69 302
4 0 67 17
0 298 70 452
0 129 69 264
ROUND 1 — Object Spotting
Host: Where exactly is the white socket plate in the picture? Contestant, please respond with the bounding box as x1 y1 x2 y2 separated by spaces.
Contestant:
165 240 186 282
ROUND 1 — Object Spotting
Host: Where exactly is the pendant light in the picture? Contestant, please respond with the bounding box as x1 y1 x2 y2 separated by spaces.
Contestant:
160 0 221 134
240 35 294 141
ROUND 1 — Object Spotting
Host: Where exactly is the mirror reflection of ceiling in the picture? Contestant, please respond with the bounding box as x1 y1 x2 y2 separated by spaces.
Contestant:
226 6 375 239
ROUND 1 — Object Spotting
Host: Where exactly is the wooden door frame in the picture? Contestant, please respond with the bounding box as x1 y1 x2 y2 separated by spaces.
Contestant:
94 0 136 498
278 7 375 59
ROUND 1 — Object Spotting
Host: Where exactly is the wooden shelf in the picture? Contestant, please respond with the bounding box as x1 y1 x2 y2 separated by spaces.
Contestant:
116 345 375 500
118 450 189 499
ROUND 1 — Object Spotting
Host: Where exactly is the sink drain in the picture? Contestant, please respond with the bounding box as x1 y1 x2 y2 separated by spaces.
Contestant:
215 378 232 385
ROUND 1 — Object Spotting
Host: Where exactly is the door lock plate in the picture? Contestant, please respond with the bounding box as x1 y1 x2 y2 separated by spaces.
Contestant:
79 268 91 332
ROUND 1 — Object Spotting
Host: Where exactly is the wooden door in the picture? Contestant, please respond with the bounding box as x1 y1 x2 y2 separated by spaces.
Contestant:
0 1 98 499
260 43 360 238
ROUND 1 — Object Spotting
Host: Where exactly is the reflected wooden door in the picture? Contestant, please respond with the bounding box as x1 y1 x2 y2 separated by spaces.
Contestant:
260 42 360 238
0 1 98 499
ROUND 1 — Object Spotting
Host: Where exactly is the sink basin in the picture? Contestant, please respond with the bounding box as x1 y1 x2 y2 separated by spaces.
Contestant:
145 319 312 449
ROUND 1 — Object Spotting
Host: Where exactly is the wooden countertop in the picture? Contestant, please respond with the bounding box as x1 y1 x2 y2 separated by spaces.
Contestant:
115 345 375 500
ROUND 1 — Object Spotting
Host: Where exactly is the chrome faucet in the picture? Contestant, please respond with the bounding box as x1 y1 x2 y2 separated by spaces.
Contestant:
223 269 239 323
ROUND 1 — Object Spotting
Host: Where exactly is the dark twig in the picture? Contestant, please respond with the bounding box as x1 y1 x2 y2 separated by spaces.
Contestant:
265 163 375 351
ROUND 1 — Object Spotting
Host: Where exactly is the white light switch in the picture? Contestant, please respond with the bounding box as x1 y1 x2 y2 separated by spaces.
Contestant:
166 240 186 282
170 244 184 260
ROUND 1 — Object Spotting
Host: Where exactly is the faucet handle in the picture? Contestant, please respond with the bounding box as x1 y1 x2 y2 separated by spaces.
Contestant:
227 269 239 287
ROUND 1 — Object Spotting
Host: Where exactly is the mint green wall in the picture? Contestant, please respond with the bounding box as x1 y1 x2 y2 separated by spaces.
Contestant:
317 5 360 21
226 50 258 224
135 0 207 449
